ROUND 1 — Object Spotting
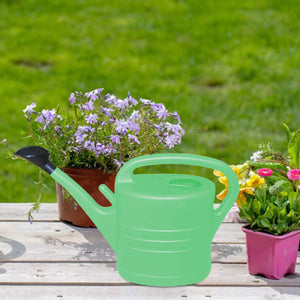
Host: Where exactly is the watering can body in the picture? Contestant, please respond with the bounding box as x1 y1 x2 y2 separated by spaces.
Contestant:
114 173 215 286
15 147 239 287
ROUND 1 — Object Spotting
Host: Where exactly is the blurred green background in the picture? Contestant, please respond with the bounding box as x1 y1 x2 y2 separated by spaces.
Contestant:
1 0 300 204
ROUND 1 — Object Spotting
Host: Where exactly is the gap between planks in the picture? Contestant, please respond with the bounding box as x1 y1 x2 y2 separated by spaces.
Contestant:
0 260 251 265
0 282 298 288
0 262 299 286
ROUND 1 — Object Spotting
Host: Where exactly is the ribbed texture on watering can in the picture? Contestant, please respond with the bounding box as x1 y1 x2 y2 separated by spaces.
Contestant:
115 173 216 286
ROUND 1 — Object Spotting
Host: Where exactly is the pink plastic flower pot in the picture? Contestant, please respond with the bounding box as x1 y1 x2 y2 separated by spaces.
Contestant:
242 227 300 279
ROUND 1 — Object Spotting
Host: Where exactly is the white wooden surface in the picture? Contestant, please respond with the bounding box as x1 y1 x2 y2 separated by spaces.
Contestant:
0 203 299 300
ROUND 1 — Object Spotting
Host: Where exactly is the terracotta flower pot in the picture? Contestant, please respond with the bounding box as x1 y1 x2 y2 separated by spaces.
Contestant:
242 226 300 279
56 167 116 227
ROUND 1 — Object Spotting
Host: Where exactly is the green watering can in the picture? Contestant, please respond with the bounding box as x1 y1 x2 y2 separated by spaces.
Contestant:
15 146 239 287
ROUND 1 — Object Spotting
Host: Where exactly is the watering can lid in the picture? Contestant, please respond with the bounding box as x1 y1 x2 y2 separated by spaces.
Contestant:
117 173 214 200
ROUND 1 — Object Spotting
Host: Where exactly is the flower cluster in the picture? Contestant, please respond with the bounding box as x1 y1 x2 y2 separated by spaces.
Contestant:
217 124 300 233
214 164 265 206
23 88 185 172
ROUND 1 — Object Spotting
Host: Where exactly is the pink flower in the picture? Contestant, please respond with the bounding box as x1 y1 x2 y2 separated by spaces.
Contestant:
257 168 273 177
287 169 300 181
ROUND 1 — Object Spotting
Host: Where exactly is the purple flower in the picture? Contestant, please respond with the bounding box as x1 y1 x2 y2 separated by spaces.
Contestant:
151 103 169 120
104 143 117 155
115 119 128 135
104 94 117 104
35 109 60 129
140 98 154 105
75 131 87 144
71 146 83 152
172 111 181 124
84 140 95 151
173 124 185 136
95 143 106 155
85 113 98 124
54 125 62 134
85 88 103 101
164 122 173 132
110 135 121 144
164 122 185 136
115 99 127 110
35 115 43 123
164 134 181 149
75 126 95 144
82 100 95 111
113 159 123 169
128 134 140 144
125 92 138 106
101 106 113 117
43 109 57 121
23 103 36 116
127 120 140 134
130 110 141 120
77 125 95 134
69 93 77 105
152 123 163 131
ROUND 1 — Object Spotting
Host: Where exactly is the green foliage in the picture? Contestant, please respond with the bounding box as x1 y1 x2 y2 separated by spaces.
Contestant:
282 123 292 142
1 0 300 204
240 124 300 235
287 129 300 169
268 179 294 196
239 190 300 235
247 160 288 173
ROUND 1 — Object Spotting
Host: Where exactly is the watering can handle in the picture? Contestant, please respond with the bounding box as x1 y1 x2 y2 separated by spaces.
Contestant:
118 153 239 236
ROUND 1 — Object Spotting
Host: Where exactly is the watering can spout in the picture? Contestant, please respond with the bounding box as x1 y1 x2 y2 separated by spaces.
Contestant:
14 146 56 174
15 146 118 253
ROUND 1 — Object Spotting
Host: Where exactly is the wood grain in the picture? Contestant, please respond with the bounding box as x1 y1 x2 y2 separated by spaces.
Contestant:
0 203 299 299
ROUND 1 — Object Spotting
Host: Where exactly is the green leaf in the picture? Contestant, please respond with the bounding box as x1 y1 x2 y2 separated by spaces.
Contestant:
288 191 298 202
263 205 274 220
278 206 287 221
292 197 300 214
282 123 292 142
252 199 261 216
257 217 272 230
288 129 300 168
248 160 288 172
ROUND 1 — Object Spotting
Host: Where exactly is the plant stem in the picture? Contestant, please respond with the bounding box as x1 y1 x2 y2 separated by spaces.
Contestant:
256 158 292 169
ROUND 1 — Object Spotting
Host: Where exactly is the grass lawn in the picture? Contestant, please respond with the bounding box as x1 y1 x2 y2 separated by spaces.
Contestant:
1 0 300 206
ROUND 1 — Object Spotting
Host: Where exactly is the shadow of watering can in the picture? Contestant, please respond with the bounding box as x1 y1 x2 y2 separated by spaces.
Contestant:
15 146 239 286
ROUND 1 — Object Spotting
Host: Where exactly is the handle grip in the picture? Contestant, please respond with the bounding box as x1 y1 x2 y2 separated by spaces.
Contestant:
117 153 239 236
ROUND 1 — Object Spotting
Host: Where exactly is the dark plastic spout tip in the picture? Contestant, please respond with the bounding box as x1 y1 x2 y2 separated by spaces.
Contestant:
14 146 56 174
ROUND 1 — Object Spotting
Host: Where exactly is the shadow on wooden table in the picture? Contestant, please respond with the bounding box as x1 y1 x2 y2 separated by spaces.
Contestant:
0 236 26 274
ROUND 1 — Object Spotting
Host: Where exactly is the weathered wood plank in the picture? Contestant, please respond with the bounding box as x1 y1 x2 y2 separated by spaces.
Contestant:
0 221 244 263
0 262 299 286
0 235 249 263
0 203 298 298
0 203 59 221
0 285 299 300
0 221 246 243
0 222 299 263
0 203 241 223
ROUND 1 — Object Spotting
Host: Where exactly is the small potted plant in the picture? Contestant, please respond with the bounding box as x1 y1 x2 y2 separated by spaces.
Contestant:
22 88 185 226
239 168 300 279
215 124 300 279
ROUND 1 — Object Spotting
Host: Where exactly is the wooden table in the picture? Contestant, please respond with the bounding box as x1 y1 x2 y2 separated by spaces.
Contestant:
0 203 299 299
